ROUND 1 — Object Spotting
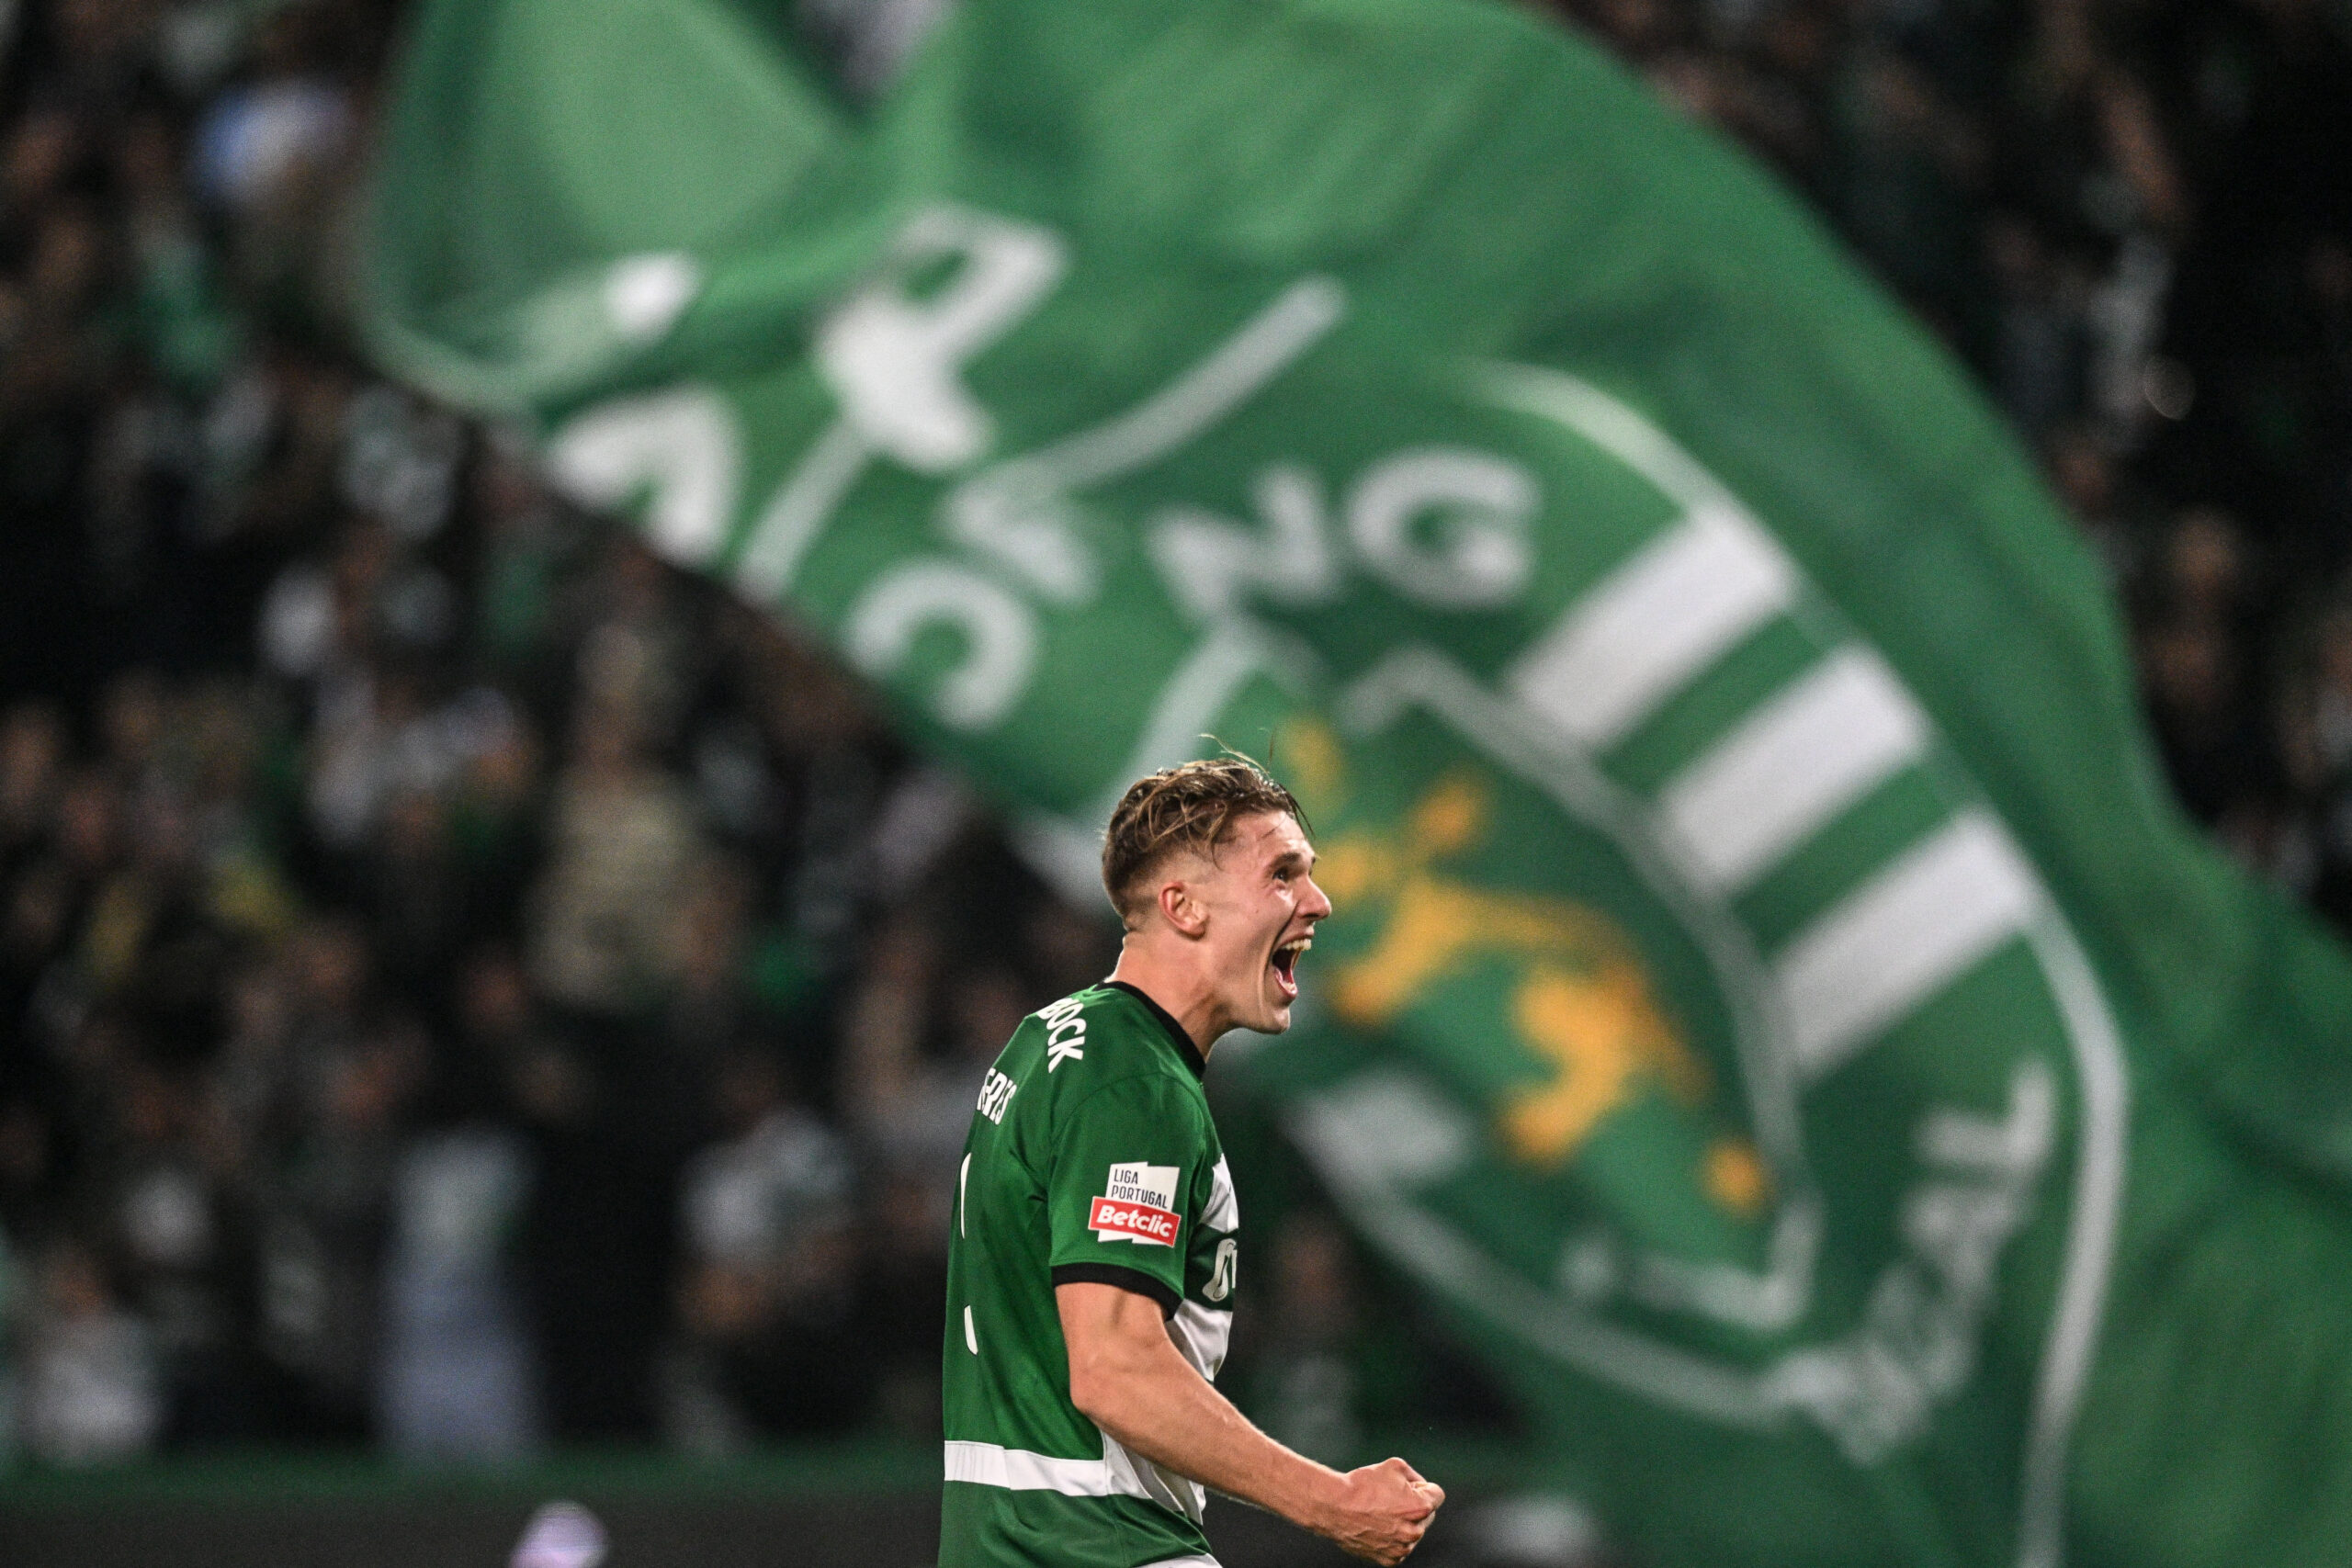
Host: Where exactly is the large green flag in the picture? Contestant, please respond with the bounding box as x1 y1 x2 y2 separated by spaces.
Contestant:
362 2 2352 1564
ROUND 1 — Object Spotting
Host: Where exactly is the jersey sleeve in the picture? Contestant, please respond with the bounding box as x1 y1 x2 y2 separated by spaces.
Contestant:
1045 1072 1208 1316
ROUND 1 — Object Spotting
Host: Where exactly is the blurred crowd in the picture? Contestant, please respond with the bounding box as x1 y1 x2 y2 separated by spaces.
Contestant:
0 0 2343 1472
0 0 1112 1460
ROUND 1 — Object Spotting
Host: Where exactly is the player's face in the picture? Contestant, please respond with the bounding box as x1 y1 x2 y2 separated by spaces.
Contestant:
1199 810 1331 1035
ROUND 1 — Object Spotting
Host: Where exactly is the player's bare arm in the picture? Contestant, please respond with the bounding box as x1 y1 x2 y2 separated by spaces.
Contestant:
1058 1280 1442 1566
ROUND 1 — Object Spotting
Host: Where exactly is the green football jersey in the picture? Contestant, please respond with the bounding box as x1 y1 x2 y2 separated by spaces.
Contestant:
941 980 1241 1568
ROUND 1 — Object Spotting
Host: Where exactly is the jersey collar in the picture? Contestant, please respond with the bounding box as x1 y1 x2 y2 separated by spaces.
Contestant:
1102 980 1208 1080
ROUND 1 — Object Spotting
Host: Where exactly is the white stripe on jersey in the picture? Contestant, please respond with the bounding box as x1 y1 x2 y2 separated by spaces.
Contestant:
1204 1156 1238 1232
1168 1299 1232 1382
944 1439 1149 1496
944 1438 1214 1525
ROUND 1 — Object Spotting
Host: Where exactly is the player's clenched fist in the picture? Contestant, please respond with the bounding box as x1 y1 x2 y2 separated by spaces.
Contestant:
1318 1456 1447 1565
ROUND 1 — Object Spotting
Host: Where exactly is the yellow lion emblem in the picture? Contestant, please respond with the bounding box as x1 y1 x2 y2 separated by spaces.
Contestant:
1289 722 1768 1216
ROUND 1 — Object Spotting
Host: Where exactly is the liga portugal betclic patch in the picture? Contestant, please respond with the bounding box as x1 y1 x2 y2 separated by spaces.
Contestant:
1091 1162 1182 1246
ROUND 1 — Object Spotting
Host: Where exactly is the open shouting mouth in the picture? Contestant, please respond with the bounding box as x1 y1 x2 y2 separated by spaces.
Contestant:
1271 934 1311 1001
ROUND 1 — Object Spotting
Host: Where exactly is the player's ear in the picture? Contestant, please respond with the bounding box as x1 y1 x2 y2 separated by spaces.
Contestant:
1159 876 1209 938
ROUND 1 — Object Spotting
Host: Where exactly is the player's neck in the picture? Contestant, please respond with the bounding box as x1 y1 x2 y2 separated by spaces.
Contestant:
1106 940 1227 1055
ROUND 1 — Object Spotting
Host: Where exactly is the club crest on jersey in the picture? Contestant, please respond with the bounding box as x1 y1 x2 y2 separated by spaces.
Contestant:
1091 1162 1181 1246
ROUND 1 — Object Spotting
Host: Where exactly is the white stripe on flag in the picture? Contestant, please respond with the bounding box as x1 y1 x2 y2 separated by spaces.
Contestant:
1777 812 2041 1082
1658 647 1928 893
1507 502 1795 750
